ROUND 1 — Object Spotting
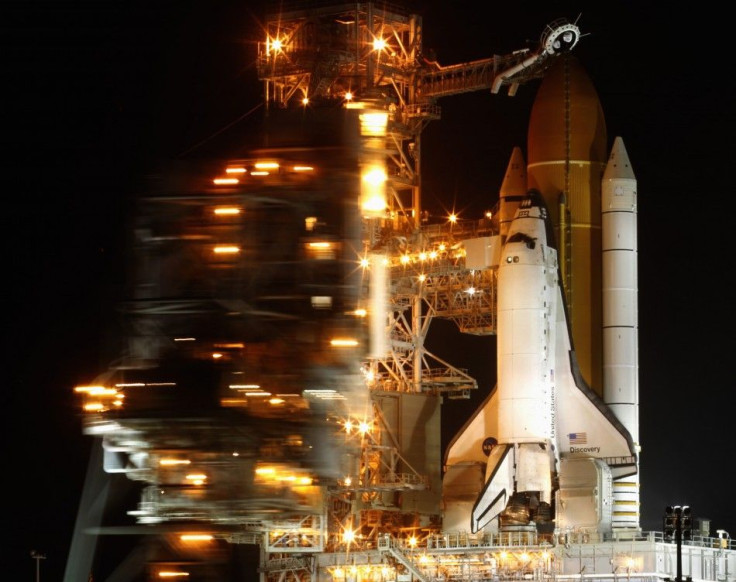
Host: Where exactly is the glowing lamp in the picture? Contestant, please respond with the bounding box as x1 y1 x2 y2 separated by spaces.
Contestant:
360 165 387 217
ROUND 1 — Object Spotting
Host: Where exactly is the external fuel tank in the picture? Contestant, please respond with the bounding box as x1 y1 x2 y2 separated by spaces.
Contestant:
527 54 607 394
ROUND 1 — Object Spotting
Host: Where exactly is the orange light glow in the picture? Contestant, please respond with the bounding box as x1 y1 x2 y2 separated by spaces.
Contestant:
212 177 239 185
180 534 213 542
254 161 279 170
213 246 240 254
213 207 241 215
75 385 114 395
268 37 283 54
330 338 358 347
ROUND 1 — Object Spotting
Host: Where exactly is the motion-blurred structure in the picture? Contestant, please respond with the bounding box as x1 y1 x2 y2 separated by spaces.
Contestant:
67 3 735 581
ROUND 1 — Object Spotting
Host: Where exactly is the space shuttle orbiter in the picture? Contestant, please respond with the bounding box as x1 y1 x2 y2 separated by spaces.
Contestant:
443 190 637 534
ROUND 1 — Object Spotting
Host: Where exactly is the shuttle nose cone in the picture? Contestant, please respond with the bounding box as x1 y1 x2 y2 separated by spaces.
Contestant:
527 54 607 165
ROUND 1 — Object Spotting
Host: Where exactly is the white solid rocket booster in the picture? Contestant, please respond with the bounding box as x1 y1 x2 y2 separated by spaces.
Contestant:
602 137 640 528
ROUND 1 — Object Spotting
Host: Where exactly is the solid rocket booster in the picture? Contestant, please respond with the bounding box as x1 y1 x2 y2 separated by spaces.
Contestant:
527 54 608 395
602 137 640 528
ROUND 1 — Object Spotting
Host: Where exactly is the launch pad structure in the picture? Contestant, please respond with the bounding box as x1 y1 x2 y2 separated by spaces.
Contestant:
67 3 736 582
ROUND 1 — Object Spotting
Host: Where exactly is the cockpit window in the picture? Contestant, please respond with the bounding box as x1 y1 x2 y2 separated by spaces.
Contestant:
507 232 536 249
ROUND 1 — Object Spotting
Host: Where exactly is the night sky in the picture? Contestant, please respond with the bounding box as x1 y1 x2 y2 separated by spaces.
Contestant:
5 2 735 580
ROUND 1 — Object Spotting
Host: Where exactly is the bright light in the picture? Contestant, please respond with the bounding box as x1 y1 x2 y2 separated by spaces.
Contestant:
360 257 370 268
213 177 239 185
180 534 213 542
449 213 458 223
345 91 353 101
330 338 358 347
358 421 370 434
293 165 313 172
213 245 240 254
214 207 241 215
362 167 387 186
360 165 387 216
254 161 279 170
418 274 426 282
372 37 387 51
400 254 411 264
225 166 246 174
408 536 418 548
268 37 283 54
158 572 189 578
212 352 223 359
250 171 269 176
75 385 115 395
353 308 367 317
302 96 309 105
308 241 331 249
342 529 355 543
359 111 388 137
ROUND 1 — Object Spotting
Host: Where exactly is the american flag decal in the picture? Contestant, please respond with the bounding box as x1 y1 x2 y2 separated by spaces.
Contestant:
568 432 587 444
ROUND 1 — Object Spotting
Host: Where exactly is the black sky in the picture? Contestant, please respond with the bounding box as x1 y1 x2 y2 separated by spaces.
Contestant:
5 2 736 580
